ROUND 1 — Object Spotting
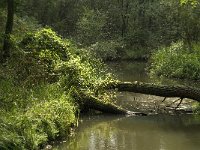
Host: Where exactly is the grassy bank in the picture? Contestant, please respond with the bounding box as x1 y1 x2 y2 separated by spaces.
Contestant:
0 82 76 149
0 28 116 149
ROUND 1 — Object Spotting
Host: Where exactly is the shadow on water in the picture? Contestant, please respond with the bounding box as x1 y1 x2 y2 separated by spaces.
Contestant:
55 114 200 150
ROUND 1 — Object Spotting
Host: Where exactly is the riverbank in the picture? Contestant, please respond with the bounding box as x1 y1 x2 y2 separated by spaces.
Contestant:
0 28 121 150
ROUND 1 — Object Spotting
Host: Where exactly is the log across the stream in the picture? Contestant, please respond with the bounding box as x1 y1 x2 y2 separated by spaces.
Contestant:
83 81 200 116
106 81 200 102
81 93 147 116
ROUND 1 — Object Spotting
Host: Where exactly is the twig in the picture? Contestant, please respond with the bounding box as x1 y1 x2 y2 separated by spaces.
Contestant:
162 97 167 102
170 98 181 105
175 98 184 110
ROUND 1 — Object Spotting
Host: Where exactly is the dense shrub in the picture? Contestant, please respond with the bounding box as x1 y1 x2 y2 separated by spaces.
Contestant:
0 83 76 150
6 28 70 85
0 28 115 149
150 41 200 80
20 28 69 58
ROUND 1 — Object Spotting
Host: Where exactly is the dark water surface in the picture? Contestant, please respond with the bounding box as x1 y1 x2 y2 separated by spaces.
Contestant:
54 62 200 150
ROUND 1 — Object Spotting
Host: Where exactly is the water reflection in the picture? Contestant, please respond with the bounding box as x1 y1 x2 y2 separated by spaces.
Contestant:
107 61 149 83
56 115 200 150
107 61 200 88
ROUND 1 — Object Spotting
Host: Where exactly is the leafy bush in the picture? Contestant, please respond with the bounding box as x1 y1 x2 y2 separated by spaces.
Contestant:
5 28 70 86
0 28 115 149
0 83 76 150
20 28 69 58
6 28 113 87
150 41 200 80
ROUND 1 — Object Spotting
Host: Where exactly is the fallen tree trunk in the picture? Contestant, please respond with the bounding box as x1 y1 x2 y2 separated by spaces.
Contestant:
79 81 200 116
106 81 200 102
81 93 147 116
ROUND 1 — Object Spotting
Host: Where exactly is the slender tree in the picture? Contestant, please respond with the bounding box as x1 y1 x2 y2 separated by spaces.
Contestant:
2 0 14 62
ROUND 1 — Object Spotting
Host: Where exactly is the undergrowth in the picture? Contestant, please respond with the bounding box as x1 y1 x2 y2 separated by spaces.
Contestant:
0 28 115 149
150 41 200 80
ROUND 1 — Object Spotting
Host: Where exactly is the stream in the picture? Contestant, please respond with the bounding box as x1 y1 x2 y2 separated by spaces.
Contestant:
54 61 200 150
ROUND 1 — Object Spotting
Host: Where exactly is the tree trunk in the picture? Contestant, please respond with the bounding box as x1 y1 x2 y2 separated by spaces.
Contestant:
118 0 129 38
81 93 147 116
106 81 200 102
80 80 200 115
2 0 14 62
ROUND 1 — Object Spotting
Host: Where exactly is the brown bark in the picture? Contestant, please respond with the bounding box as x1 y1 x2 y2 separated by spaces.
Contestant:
106 81 200 102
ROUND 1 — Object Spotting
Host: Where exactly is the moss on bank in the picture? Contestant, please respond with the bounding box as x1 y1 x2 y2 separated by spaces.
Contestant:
0 28 116 150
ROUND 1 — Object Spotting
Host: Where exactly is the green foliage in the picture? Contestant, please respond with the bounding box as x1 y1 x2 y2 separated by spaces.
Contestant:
0 83 76 150
0 9 39 39
12 16 40 42
6 28 71 85
0 10 6 50
18 0 80 36
76 8 107 46
0 27 116 149
150 41 200 80
21 28 69 58
8 0 200 61
180 0 198 6
89 40 124 60
122 48 150 60
6 28 114 89
73 0 200 60
0 9 40 55
0 0 6 9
